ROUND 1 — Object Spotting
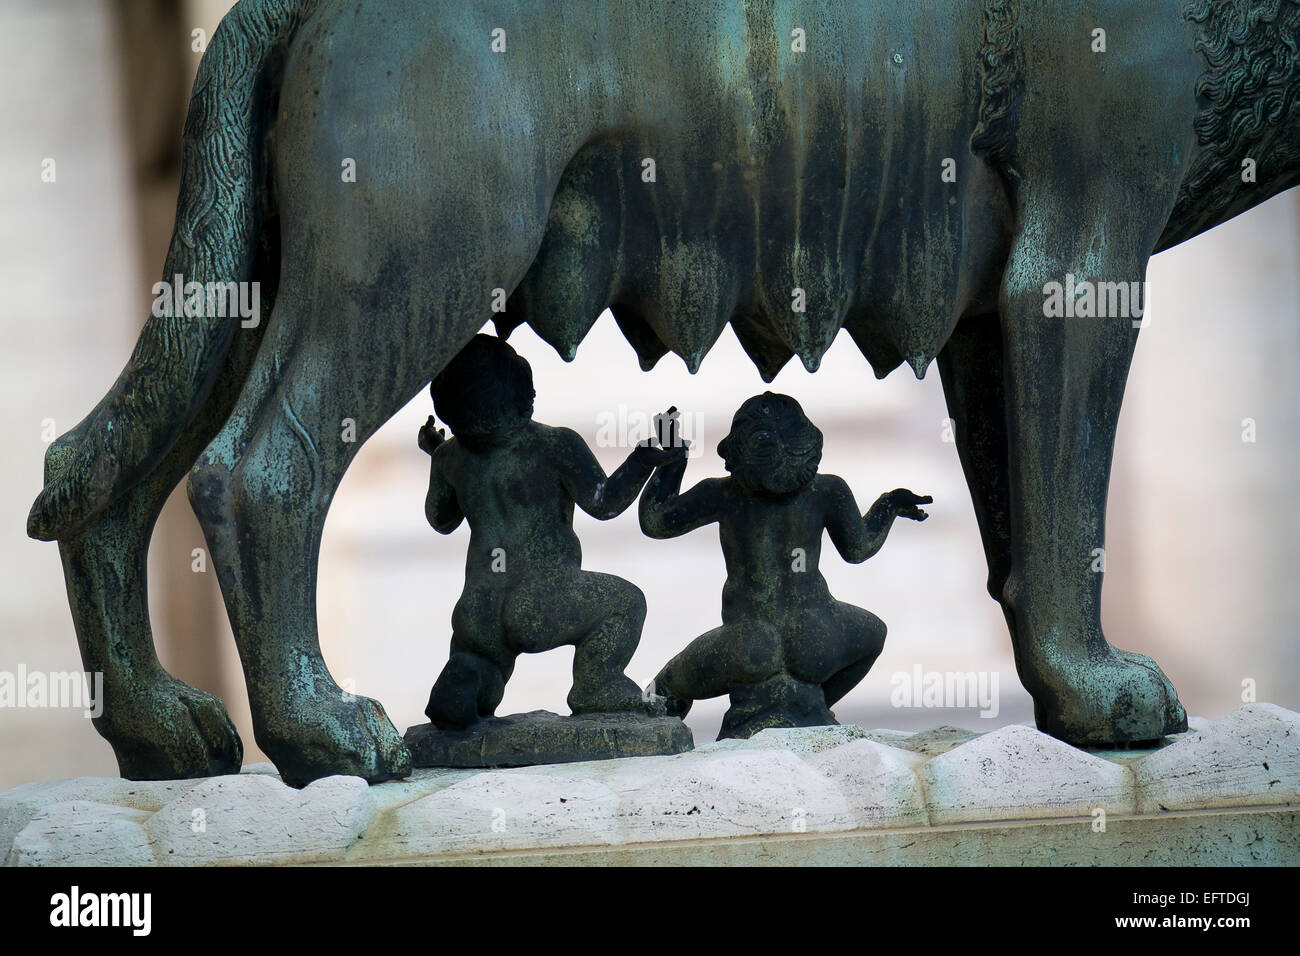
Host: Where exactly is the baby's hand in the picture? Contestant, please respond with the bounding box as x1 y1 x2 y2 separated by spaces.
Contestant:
418 415 446 455
634 438 689 467
653 405 682 449
887 488 932 521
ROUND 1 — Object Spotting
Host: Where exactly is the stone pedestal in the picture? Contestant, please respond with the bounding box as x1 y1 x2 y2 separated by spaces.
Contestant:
3 704 1296 866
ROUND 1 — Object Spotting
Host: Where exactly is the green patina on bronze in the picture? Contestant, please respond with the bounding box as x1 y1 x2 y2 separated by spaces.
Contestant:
26 0 1300 785
643 392 930 739
405 334 690 766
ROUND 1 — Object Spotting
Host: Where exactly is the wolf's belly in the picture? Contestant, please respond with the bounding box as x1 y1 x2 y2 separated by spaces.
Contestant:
502 124 1000 382
289 0 1001 379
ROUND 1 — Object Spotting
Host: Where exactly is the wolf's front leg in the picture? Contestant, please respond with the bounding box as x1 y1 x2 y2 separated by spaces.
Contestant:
997 226 1186 745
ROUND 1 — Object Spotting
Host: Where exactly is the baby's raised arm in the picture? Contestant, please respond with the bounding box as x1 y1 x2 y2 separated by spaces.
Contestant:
639 454 725 539
824 477 931 563
555 426 682 520
420 417 463 534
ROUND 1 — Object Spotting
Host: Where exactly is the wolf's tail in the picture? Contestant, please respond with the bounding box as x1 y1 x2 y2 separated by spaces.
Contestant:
27 0 314 541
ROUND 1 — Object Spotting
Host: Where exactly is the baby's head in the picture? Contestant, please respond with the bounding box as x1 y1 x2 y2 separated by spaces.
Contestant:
718 392 823 496
432 334 535 439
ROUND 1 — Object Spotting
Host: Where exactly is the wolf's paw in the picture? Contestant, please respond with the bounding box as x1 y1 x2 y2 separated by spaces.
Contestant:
1114 647 1188 735
257 684 412 788
1033 646 1187 747
104 675 244 780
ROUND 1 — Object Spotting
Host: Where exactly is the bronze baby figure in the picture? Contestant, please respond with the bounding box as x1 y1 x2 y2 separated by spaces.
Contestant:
641 392 931 739
410 334 691 765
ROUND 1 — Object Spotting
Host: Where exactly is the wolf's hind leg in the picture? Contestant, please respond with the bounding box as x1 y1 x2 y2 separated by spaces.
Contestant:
57 383 251 780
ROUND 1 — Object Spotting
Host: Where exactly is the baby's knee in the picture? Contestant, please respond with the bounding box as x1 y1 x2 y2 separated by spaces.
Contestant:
583 573 647 628
612 578 647 622
426 650 509 728
862 612 887 655
836 603 886 656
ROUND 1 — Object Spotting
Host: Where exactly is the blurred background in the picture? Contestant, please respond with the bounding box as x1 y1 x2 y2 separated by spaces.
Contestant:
1 0 1297 790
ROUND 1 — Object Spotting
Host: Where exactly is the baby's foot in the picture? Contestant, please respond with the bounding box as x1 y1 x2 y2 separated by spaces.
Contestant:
568 674 664 716
426 652 498 729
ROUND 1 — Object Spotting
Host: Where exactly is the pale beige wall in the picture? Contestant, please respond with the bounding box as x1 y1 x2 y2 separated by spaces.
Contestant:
1109 192 1300 719
1 0 142 785
0 0 250 789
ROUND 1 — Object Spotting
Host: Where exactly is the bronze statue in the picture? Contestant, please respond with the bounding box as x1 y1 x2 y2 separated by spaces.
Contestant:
27 0 1300 783
415 334 681 738
643 392 930 739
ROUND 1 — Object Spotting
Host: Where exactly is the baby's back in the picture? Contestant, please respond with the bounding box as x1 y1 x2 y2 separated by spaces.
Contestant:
448 423 583 572
717 479 833 616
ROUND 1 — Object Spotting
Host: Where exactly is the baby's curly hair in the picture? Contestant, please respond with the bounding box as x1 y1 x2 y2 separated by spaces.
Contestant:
717 392 823 496
431 334 535 437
